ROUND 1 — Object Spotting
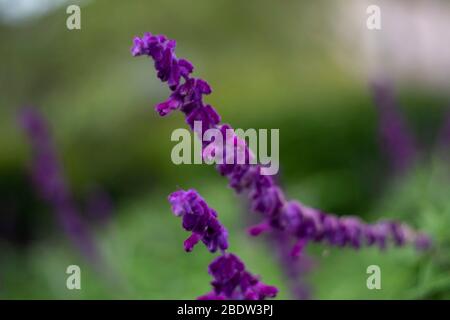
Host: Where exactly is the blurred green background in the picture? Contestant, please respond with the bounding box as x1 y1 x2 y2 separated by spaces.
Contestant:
0 0 449 299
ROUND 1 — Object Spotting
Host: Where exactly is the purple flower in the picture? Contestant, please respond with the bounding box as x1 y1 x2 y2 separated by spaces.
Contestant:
131 33 220 133
132 33 431 259
168 189 277 300
271 230 313 300
18 107 100 264
168 189 228 253
131 33 193 90
199 253 278 300
371 81 418 173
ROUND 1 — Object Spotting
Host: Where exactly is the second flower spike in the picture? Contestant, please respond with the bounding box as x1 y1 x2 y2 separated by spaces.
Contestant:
169 189 228 253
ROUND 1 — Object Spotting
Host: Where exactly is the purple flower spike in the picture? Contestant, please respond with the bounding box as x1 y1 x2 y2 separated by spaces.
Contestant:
133 32 435 300
200 253 278 300
414 233 433 251
131 32 220 132
18 107 100 264
271 231 313 299
291 238 308 257
371 81 418 173
133 33 431 255
197 293 226 300
168 189 277 300
168 189 228 253
247 221 271 236
131 33 191 90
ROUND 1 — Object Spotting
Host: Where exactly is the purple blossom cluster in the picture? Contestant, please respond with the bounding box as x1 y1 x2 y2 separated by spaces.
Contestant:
371 81 450 167
131 33 431 258
19 107 99 263
199 253 278 300
270 231 312 299
168 189 277 300
132 33 434 300
251 200 431 254
371 81 418 173
131 33 220 133
168 189 228 253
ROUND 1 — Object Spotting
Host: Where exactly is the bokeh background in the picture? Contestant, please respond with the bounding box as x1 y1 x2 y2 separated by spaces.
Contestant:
0 0 449 299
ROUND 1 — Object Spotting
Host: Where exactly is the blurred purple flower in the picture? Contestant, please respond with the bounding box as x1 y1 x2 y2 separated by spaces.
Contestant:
371 81 418 173
133 33 431 260
270 230 312 300
240 188 310 300
18 107 100 263
169 189 228 253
